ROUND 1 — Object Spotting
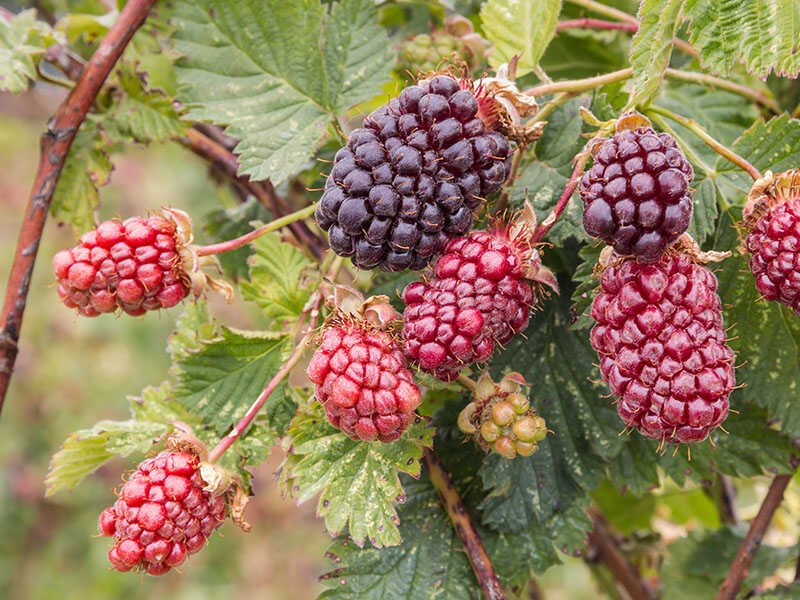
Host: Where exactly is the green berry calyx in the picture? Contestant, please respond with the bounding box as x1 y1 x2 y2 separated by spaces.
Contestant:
457 371 547 459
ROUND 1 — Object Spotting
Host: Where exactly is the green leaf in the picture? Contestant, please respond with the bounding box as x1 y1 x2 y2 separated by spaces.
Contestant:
167 300 222 363
105 62 187 144
628 0 685 108
661 526 790 599
171 326 291 435
128 381 199 425
0 9 59 94
50 120 112 234
172 0 393 183
684 0 800 79
569 242 604 331
240 230 316 327
45 419 167 496
480 0 562 78
281 403 432 548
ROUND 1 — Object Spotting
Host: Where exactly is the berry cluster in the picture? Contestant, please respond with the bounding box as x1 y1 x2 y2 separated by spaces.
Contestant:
579 127 694 262
458 372 547 459
98 451 226 575
54 215 189 317
589 250 734 443
402 227 536 381
315 74 513 271
743 173 800 316
307 317 422 442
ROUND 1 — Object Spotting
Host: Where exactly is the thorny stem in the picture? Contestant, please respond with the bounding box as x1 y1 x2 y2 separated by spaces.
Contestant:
586 510 654 600
181 128 325 259
524 67 778 113
195 204 317 256
0 0 157 415
647 104 762 181
456 372 477 393
423 448 508 600
716 472 796 600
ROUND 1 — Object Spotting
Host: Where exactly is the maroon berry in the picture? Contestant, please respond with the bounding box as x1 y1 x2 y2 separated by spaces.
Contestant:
53 214 190 317
402 227 537 381
306 319 422 442
579 127 694 262
316 74 514 271
745 196 800 316
589 251 735 443
98 451 227 575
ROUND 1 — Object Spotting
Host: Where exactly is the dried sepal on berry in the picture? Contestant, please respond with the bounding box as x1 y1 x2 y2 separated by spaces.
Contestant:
739 169 800 316
457 371 547 458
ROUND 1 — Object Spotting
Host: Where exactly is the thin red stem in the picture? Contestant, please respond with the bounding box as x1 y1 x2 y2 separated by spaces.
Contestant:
531 150 590 244
0 0 157 415
556 18 637 33
423 449 507 600
716 473 795 600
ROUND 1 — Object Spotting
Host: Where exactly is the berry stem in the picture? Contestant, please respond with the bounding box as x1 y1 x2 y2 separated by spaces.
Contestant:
422 448 508 600
646 104 762 181
456 373 477 392
587 509 654 600
716 471 796 600
195 204 317 257
556 18 637 33
525 68 633 97
664 69 779 114
0 0 157 415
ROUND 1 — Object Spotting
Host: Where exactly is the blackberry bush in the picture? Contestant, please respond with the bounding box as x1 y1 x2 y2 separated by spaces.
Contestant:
6 1 800 599
315 74 515 271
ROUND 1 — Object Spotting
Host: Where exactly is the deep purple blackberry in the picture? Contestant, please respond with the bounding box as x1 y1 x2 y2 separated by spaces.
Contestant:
579 127 694 262
316 75 514 271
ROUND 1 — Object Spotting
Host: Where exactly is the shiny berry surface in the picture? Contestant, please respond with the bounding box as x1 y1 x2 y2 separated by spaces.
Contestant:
306 321 422 442
402 229 534 381
589 252 735 443
579 127 694 262
316 75 514 272
745 198 800 316
53 215 189 317
98 451 226 575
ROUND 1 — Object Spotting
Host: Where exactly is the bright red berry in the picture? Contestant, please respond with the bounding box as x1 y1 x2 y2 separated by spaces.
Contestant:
307 318 422 442
589 250 735 444
98 451 227 575
54 213 190 317
579 125 694 262
402 223 550 381
315 74 514 271
743 171 800 316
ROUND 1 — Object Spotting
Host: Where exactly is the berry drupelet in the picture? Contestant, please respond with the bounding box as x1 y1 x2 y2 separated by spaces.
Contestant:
315 74 514 271
589 249 735 444
579 126 694 262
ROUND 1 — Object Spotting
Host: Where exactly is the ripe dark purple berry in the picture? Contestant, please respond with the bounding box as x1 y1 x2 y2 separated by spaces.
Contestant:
579 126 694 262
316 75 514 271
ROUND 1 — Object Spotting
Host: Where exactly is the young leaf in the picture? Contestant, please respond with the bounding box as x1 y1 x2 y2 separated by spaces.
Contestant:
50 120 112 233
239 230 315 327
172 0 393 184
281 403 432 548
104 63 187 144
627 0 685 108
0 9 59 94
661 526 790 599
171 326 291 434
480 0 562 78
684 0 800 79
45 419 167 497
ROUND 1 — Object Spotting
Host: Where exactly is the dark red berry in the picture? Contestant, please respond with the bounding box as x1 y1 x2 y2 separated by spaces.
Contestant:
589 251 735 443
579 127 694 262
745 196 800 316
54 214 190 317
316 75 514 271
306 319 422 442
98 451 226 575
402 227 537 381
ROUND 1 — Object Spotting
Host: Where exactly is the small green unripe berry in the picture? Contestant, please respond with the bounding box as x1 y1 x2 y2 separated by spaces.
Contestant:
533 428 547 442
481 421 500 442
508 393 529 414
512 416 539 442
493 436 516 459
515 441 538 456
491 401 516 426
